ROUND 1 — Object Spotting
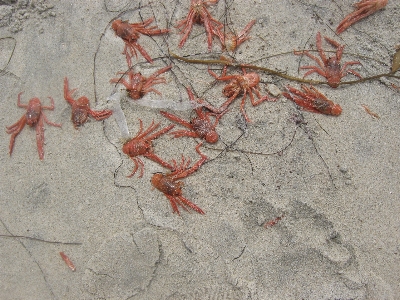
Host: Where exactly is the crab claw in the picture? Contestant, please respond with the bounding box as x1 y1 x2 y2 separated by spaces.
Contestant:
336 0 388 34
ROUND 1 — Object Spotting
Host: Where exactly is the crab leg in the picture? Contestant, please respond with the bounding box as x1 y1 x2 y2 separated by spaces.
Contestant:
239 91 251 123
219 90 240 112
186 87 220 113
172 143 207 180
166 194 181 214
345 69 363 78
144 124 175 141
127 157 144 178
202 10 216 50
17 92 28 108
336 0 388 34
148 65 172 79
35 116 45 160
135 120 158 140
144 153 175 172
88 109 113 120
177 10 196 48
6 115 26 156
128 41 153 64
160 111 192 129
236 20 256 45
42 110 62 127
6 115 26 133
295 50 325 70
63 78 78 105
35 114 60 160
341 62 363 79
299 66 325 79
178 195 205 214
168 130 199 139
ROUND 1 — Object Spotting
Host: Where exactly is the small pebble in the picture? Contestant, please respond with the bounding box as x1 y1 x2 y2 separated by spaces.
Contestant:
266 84 282 97
257 214 265 226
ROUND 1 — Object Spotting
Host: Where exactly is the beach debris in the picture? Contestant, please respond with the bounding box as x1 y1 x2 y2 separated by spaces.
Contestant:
361 104 380 119
391 46 400 73
107 89 130 138
60 251 76 271
263 215 284 229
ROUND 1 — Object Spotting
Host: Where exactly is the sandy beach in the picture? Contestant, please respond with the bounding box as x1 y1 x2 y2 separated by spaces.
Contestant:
0 0 399 299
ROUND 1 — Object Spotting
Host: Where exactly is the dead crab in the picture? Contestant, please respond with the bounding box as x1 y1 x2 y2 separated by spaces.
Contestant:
208 66 276 122
6 92 61 160
160 88 226 143
122 119 174 178
64 77 112 129
110 65 172 100
151 143 207 215
283 85 342 116
176 0 223 50
294 32 362 88
213 20 256 52
112 18 169 64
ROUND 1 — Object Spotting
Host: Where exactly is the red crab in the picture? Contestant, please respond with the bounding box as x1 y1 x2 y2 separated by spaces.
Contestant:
122 119 175 178
213 20 256 52
112 18 170 64
336 0 388 34
160 88 226 143
64 77 112 129
6 92 62 160
282 85 342 116
176 0 223 50
294 32 362 88
110 65 172 100
208 66 277 122
151 142 207 215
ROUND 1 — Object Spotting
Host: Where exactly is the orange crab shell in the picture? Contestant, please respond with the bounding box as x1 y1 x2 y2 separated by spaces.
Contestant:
325 57 342 88
223 33 239 52
222 81 240 98
331 104 342 115
191 118 219 143
25 98 42 126
151 173 184 196
222 72 260 98
112 19 140 42
312 98 342 115
122 139 152 158
126 73 145 100
71 97 91 126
